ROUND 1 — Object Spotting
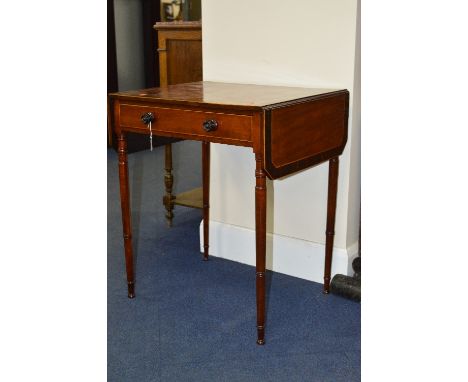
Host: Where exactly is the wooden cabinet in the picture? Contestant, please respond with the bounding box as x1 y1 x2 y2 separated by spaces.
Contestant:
153 20 203 225
155 21 202 87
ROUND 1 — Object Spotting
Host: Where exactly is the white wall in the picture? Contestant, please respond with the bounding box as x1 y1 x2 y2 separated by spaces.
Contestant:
201 0 360 281
347 0 361 247
114 0 145 91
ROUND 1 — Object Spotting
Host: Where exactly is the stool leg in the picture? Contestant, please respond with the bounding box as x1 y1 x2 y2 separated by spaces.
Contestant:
202 141 210 260
163 143 174 227
324 157 339 294
118 134 135 298
255 153 267 345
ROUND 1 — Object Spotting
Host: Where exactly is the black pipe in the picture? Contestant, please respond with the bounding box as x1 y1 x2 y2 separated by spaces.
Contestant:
330 274 360 302
329 256 361 302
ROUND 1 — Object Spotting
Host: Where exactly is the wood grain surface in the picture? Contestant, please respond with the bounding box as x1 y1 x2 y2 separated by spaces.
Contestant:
110 81 343 111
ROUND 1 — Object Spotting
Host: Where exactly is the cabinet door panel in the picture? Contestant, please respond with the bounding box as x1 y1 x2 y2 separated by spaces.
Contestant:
166 39 202 85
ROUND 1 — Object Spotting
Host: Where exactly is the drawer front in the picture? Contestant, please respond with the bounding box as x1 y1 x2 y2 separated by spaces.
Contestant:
119 104 252 143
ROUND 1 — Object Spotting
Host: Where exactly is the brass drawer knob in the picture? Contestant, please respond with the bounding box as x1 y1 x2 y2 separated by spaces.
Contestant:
141 112 154 124
202 119 218 132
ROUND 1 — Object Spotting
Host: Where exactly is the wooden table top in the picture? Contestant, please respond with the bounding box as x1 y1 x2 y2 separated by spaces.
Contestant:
111 81 345 111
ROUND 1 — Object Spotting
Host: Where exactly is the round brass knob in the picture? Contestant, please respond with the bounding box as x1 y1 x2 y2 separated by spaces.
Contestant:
141 112 154 124
202 119 218 132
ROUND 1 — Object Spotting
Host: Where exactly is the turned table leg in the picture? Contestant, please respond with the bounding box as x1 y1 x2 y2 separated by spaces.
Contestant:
163 143 175 227
255 153 267 345
202 141 210 261
118 134 135 298
323 156 339 294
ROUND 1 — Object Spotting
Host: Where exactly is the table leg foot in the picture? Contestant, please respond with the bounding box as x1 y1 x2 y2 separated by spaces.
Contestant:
127 282 135 299
256 326 265 345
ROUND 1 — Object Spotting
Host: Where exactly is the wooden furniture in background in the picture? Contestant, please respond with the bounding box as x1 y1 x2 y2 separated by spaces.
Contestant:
155 21 202 86
154 21 203 226
109 81 349 345
109 0 176 153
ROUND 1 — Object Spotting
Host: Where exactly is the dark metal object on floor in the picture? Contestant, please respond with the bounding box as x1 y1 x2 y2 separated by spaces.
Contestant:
330 256 361 302
352 256 360 277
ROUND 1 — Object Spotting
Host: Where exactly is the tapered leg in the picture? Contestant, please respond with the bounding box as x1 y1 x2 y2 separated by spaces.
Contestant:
323 157 339 294
118 134 135 298
163 143 175 227
202 141 210 261
255 153 267 345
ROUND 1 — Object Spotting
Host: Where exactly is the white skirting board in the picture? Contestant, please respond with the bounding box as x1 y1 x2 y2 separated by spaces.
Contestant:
200 220 359 284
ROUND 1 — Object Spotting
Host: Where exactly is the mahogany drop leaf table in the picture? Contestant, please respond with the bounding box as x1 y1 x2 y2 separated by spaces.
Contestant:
109 81 349 345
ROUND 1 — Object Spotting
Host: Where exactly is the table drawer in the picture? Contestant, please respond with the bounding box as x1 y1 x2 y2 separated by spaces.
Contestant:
119 104 252 143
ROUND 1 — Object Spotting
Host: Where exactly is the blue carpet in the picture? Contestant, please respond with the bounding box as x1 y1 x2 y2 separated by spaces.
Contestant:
108 146 360 381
